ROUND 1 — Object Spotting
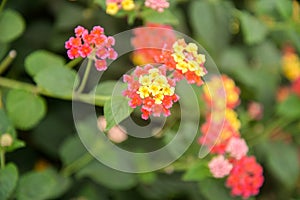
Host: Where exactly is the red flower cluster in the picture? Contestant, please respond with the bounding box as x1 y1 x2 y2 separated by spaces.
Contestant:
200 75 264 199
131 23 176 65
65 25 118 71
227 156 264 199
123 64 179 120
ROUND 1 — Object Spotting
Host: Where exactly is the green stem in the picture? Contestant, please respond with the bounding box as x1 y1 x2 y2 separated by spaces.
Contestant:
0 50 17 75
65 57 82 69
0 149 5 169
0 0 8 14
60 153 94 177
0 77 110 106
76 58 93 93
0 77 40 93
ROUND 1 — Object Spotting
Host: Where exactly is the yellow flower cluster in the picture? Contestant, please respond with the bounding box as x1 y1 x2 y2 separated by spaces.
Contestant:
171 39 206 76
137 69 174 104
282 51 300 81
106 0 135 15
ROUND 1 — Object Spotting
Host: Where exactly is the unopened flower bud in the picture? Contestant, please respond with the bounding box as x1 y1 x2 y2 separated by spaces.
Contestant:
0 133 13 147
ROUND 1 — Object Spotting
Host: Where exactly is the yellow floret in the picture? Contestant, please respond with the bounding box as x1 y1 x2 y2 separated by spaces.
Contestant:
106 3 119 15
176 61 189 73
137 86 150 98
121 0 135 11
186 43 198 53
196 54 206 64
162 87 174 96
153 76 168 86
149 84 161 96
154 93 164 104
139 75 151 86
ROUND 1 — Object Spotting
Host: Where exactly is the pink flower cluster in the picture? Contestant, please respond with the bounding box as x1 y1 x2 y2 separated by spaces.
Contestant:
202 75 264 199
145 0 169 12
123 64 179 120
65 26 118 71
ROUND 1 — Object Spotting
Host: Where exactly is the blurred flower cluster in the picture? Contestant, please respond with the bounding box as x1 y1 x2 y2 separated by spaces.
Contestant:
200 75 264 199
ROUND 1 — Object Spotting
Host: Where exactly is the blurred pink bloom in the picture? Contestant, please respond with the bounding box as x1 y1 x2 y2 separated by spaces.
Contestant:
247 102 263 120
144 0 169 12
208 155 233 178
97 116 128 143
226 137 248 160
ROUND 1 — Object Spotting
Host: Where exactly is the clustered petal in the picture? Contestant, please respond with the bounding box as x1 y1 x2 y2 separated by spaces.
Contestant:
200 74 264 199
106 0 135 15
65 26 118 71
144 0 170 12
123 64 179 120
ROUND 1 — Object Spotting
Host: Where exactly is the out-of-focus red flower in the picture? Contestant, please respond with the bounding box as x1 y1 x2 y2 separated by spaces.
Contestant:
291 77 300 96
226 156 264 199
131 23 176 65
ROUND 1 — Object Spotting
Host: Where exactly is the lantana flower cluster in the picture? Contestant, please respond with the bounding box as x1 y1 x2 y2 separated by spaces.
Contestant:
144 0 170 12
123 64 179 120
65 25 118 71
282 45 300 97
200 75 264 199
105 0 170 15
106 0 135 15
125 30 207 119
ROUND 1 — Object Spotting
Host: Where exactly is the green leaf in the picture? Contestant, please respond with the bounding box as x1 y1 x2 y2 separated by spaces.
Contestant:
54 2 84 31
93 0 106 9
0 10 25 43
25 50 65 77
264 141 299 189
16 169 70 200
95 81 119 96
0 43 8 60
189 1 232 54
198 178 242 200
0 109 16 137
5 139 25 152
277 95 300 119
141 9 179 25
0 163 18 200
183 161 211 181
276 0 292 20
76 160 138 190
104 96 133 131
6 90 46 130
239 11 268 45
59 135 87 166
34 66 78 97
